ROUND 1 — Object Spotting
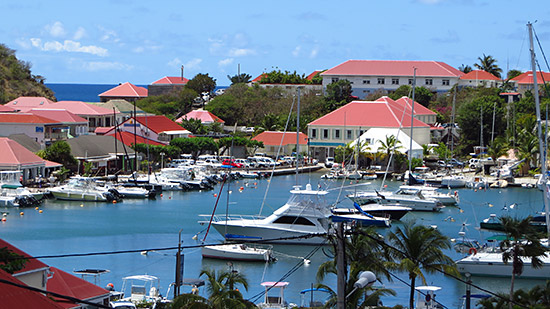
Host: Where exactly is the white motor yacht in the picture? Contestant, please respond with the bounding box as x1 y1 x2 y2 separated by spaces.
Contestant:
48 177 120 202
347 188 443 212
398 185 458 205
200 184 332 245
456 251 550 278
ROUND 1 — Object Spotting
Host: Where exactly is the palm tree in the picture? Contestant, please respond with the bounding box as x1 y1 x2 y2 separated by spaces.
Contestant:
227 73 252 85
387 221 458 309
474 54 503 78
378 134 403 170
199 268 252 308
316 227 395 308
498 216 547 309
458 64 473 74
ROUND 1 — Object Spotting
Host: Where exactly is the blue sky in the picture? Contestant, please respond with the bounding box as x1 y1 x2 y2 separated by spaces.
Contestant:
2 0 549 86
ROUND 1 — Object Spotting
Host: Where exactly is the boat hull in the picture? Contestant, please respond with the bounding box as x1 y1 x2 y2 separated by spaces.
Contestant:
49 189 109 202
457 252 550 279
211 221 327 245
202 244 272 262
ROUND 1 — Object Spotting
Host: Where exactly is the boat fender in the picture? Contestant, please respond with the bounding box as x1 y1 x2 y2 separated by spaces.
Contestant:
469 247 477 255
454 191 458 197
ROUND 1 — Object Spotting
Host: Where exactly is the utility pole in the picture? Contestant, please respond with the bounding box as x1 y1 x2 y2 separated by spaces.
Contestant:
336 222 346 309
174 229 183 299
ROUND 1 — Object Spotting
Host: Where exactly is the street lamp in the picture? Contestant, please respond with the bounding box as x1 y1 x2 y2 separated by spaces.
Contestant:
160 152 165 169
345 271 376 299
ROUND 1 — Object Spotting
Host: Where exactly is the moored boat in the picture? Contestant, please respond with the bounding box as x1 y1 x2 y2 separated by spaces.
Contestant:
201 243 275 262
201 184 332 245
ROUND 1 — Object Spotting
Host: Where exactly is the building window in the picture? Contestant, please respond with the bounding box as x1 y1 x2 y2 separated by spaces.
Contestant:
323 129 329 139
377 78 385 85
425 79 433 85
363 80 370 84
331 78 339 83
311 129 317 138
392 78 399 85
346 130 353 139
442 79 450 86
408 79 414 85
334 129 340 139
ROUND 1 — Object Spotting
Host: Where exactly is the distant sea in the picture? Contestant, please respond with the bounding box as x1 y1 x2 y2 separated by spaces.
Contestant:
46 83 229 103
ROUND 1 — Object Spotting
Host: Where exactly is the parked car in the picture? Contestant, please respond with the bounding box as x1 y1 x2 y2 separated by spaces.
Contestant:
449 158 464 168
234 158 251 168
437 160 453 168
222 159 244 168
325 157 335 168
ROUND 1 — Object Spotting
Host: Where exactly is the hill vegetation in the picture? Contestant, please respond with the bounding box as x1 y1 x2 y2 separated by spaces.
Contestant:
0 44 56 104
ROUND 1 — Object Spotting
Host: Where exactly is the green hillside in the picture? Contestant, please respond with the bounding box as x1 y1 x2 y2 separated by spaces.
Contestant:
0 44 55 104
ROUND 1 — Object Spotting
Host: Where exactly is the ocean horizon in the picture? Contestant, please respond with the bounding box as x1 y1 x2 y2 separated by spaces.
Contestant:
46 83 229 103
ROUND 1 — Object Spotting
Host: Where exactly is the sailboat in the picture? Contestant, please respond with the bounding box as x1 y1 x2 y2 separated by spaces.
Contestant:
199 88 332 245
457 22 550 278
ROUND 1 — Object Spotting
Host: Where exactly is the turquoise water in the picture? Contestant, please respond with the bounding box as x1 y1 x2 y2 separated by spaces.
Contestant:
1 172 546 307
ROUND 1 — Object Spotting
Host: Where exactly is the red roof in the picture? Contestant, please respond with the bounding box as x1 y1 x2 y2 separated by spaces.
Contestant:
306 70 323 80
252 131 308 146
0 269 63 309
45 160 63 168
0 105 15 112
108 131 165 146
48 101 118 116
0 138 46 166
47 267 110 308
459 70 501 81
94 127 113 135
135 115 184 133
511 71 550 84
152 76 189 85
98 82 148 98
176 110 225 124
4 97 56 108
394 96 436 116
252 73 268 82
309 97 428 128
0 113 60 124
321 60 463 77
28 109 88 124
0 238 49 275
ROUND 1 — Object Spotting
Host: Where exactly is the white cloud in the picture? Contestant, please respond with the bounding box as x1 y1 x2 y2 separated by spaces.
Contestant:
184 58 203 70
15 38 31 49
310 46 319 58
168 58 182 68
218 58 234 67
99 26 120 43
73 27 86 40
417 0 444 3
30 38 108 56
228 48 255 57
46 21 66 38
292 46 302 57
133 47 145 53
81 61 133 72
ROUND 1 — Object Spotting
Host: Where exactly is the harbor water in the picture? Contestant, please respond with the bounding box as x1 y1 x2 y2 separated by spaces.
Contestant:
1 171 547 307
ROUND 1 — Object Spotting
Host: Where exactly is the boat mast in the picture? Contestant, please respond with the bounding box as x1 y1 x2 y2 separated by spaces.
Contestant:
408 68 417 174
296 87 301 185
528 22 550 237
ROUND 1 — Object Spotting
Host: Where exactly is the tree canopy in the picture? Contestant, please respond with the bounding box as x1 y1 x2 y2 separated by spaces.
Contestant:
186 73 217 96
36 140 78 170
258 69 312 84
227 73 252 85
